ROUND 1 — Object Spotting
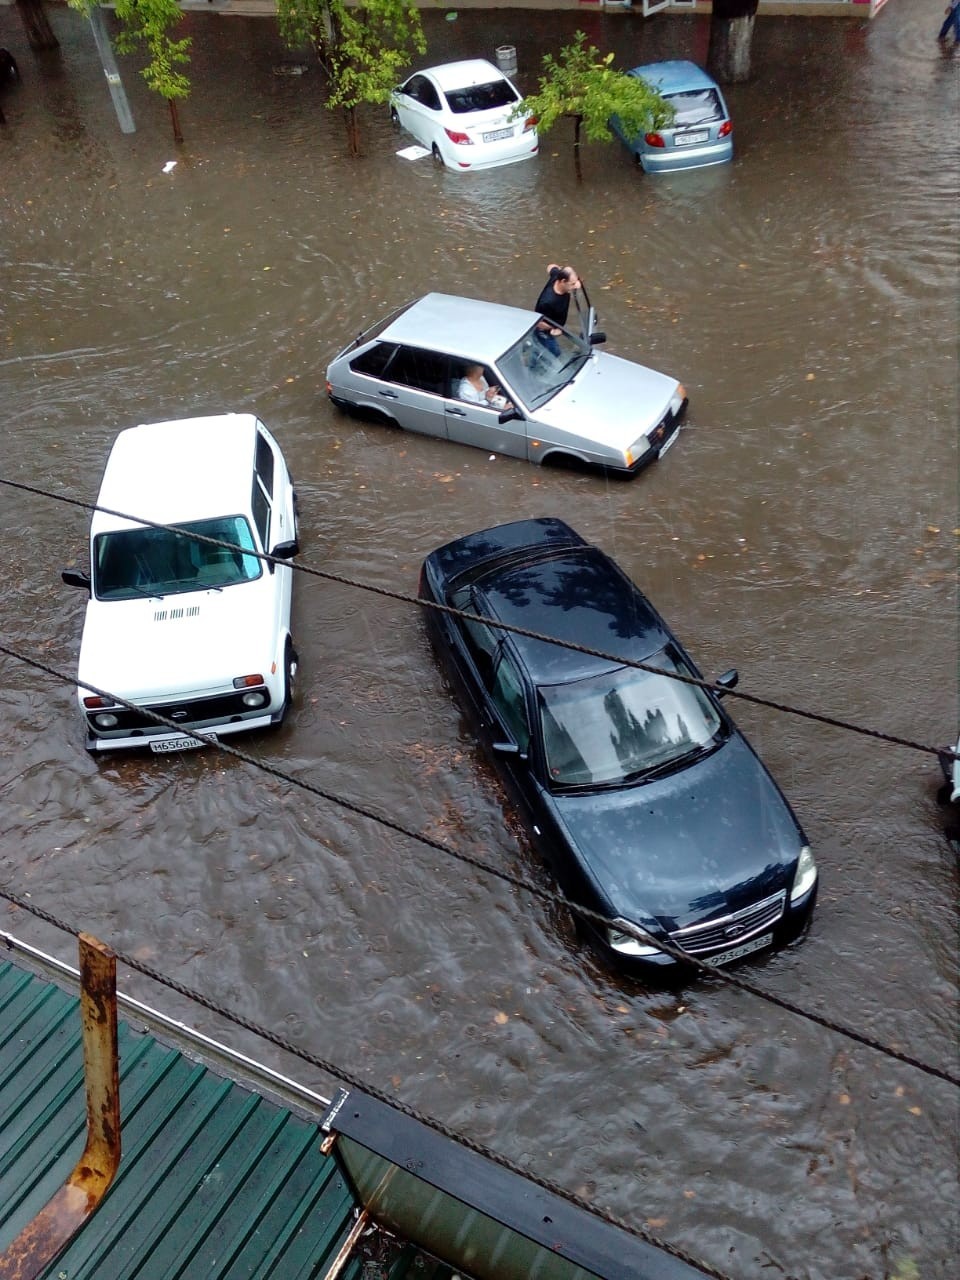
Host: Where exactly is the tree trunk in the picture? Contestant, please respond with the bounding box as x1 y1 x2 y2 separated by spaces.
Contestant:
707 0 758 84
573 113 583 184
344 104 361 158
16 0 59 52
168 98 183 145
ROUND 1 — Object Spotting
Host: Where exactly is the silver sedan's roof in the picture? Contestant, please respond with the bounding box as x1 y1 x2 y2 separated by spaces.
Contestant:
381 293 537 363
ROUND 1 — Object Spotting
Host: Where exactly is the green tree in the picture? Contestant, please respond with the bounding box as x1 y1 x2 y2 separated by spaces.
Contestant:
67 0 191 142
518 32 673 181
277 0 425 157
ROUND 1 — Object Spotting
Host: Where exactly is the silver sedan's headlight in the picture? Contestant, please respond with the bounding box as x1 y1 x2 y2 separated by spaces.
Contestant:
790 845 817 902
607 918 662 957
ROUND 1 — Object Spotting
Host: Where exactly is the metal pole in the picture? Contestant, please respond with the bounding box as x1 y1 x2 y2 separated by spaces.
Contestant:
87 5 136 134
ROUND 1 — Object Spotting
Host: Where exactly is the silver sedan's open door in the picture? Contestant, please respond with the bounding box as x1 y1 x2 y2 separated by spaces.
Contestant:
572 281 597 343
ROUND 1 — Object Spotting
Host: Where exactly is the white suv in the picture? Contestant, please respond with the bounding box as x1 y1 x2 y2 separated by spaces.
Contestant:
62 414 300 753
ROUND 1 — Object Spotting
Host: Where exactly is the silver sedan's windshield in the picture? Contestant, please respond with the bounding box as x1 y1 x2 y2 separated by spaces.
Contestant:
94 517 261 600
497 323 591 410
538 652 722 787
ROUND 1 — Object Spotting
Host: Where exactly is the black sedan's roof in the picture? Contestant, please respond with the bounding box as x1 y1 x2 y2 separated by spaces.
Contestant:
475 543 672 687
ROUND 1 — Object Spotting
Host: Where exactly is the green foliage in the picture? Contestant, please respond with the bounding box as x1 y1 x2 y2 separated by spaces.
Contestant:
517 31 673 144
68 0 191 101
277 0 426 111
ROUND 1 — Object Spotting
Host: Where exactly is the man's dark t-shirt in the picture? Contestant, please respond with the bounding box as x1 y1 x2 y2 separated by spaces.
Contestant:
535 270 570 329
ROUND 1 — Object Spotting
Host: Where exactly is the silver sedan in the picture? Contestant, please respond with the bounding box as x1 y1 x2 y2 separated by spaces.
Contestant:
325 293 687 476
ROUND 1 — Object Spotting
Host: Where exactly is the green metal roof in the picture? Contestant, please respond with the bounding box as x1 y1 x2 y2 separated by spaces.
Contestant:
0 958 358 1279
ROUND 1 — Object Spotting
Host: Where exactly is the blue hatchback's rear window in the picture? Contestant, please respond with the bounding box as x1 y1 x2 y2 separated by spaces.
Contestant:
666 88 725 128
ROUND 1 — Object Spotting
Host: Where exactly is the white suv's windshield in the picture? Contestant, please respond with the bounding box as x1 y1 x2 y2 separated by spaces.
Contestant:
94 517 261 600
497 324 591 410
538 651 722 788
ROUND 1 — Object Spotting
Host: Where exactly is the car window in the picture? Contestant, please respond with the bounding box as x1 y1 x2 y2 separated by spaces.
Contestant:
385 345 450 397
538 651 722 788
443 79 519 115
351 342 398 378
251 478 270 549
255 430 274 495
451 586 501 688
405 75 442 111
94 517 261 600
491 652 530 751
496 323 591 411
665 88 725 127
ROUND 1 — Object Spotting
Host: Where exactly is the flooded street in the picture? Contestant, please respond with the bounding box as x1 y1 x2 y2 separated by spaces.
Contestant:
1 3 957 1277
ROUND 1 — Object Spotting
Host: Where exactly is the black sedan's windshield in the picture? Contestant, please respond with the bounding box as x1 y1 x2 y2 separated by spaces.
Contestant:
538 651 722 787
497 323 591 410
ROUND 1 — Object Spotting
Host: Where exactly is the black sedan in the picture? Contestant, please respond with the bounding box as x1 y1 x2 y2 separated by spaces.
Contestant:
419 518 818 975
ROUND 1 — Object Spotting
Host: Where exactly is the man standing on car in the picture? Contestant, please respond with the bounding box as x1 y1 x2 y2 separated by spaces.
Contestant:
534 264 580 356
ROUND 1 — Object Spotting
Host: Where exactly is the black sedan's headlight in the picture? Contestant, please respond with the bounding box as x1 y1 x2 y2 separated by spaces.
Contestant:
607 918 663 958
790 845 817 902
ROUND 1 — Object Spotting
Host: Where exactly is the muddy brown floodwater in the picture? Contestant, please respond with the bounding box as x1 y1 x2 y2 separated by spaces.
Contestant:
0 3 957 1278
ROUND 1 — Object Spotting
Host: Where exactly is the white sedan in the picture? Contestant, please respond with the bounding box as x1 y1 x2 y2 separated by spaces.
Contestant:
390 59 538 172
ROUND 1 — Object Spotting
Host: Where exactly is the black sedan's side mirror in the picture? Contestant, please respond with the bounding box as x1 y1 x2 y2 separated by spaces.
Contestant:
714 669 739 695
61 568 91 593
498 407 524 425
492 741 528 763
589 331 607 346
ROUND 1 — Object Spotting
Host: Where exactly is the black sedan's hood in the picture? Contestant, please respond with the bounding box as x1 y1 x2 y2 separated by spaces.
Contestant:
549 732 803 930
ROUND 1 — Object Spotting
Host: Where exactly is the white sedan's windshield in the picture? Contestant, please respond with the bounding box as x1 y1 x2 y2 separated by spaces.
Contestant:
497 323 591 410
94 517 261 600
538 652 722 787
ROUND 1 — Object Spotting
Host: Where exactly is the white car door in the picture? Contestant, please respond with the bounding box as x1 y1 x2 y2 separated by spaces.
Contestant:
396 74 444 150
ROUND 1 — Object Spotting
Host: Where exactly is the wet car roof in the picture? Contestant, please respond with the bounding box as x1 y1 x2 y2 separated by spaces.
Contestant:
381 293 538 363
91 414 260 533
424 60 507 92
476 547 671 686
627 60 720 96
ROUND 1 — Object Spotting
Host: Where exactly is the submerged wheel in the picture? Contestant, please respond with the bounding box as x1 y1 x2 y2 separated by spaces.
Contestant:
390 107 400 130
431 143 444 169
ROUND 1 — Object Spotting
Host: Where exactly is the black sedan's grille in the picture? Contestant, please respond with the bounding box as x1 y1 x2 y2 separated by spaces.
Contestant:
86 689 266 734
670 890 786 956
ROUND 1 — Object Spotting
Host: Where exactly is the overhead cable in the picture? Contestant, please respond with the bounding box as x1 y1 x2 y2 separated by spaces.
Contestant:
0 475 954 765
2 639 957 1090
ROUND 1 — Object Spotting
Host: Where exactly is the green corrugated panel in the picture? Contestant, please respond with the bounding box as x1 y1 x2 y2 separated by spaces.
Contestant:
0 961 359 1279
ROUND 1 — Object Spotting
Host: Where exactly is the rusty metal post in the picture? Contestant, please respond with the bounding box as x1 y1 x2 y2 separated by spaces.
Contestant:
0 933 121 1280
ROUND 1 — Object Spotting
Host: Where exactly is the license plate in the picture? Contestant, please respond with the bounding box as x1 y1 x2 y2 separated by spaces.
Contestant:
702 931 773 968
657 426 679 456
150 734 211 754
675 130 708 147
483 127 514 142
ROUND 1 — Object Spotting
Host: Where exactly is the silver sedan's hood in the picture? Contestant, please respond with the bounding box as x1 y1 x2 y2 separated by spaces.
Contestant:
529 351 680 449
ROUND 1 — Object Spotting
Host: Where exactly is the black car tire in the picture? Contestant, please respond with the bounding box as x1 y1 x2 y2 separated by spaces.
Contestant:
291 488 300 555
281 637 298 719
431 143 444 169
390 107 400 130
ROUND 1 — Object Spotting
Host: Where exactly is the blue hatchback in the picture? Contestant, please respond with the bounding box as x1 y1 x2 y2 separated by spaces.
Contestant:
612 60 733 174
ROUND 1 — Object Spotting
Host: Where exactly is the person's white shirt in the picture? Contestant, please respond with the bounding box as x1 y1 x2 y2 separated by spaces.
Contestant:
458 374 505 409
